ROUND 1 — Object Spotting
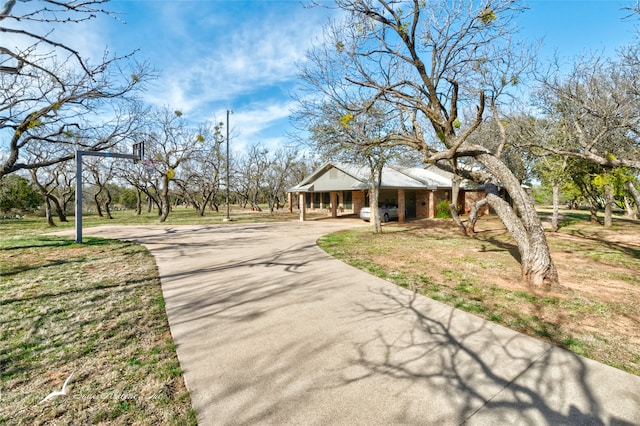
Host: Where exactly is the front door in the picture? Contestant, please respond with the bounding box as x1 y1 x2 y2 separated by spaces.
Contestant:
406 190 417 218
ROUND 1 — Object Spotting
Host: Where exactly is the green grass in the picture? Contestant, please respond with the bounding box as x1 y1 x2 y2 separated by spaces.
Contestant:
0 220 197 425
0 205 313 241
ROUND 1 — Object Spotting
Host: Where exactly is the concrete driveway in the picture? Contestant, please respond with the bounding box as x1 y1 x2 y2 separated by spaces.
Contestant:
77 220 640 425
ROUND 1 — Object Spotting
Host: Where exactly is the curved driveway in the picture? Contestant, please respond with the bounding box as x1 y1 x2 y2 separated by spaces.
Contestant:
79 220 640 425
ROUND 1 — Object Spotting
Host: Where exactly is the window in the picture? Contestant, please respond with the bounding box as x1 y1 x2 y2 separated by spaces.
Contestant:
344 191 352 209
322 192 330 207
305 193 311 209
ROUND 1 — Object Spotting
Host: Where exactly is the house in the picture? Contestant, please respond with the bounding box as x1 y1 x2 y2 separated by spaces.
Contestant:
287 162 487 222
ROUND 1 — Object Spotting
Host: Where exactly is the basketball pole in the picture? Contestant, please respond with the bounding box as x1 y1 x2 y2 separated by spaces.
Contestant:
74 148 143 244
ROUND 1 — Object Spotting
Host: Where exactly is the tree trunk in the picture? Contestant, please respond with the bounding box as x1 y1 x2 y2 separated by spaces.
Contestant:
449 175 486 236
625 181 639 219
465 198 489 235
49 194 68 222
623 197 635 219
604 184 614 228
94 191 103 217
45 198 56 227
62 187 73 215
135 189 142 215
369 184 381 234
159 176 171 222
588 199 601 224
368 165 382 234
449 175 467 234
476 153 558 287
104 188 113 220
198 191 213 216
551 184 560 232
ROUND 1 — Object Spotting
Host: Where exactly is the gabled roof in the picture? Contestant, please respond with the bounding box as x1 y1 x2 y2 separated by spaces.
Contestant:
288 162 477 193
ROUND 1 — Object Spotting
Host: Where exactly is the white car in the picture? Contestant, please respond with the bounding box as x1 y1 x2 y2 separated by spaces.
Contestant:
360 204 399 222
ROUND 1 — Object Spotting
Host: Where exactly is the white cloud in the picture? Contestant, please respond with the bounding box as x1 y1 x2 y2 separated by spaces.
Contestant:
139 3 331 113
121 2 335 155
215 101 296 151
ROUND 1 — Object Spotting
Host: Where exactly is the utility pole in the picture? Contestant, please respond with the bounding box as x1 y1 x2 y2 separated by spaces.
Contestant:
224 109 233 222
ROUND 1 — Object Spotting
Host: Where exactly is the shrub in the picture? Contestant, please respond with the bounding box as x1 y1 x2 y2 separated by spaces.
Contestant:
436 199 453 218
0 175 43 213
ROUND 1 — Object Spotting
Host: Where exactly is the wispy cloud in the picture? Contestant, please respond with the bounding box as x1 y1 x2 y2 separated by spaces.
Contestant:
139 3 330 112
2 1 334 154
211 100 296 151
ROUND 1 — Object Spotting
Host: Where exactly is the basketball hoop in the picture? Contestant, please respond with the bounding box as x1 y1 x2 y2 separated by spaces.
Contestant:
132 142 144 163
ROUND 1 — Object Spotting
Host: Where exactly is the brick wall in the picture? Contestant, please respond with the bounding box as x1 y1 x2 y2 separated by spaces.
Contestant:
416 190 431 218
353 191 366 215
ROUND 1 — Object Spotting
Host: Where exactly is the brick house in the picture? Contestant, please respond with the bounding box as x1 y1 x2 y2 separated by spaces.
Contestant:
287 162 486 222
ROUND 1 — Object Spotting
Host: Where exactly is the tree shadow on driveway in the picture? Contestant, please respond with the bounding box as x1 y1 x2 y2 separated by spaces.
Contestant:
345 286 640 425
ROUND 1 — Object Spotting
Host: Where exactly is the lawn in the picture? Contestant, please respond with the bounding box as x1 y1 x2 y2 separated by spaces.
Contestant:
318 211 640 376
0 206 310 424
0 218 198 424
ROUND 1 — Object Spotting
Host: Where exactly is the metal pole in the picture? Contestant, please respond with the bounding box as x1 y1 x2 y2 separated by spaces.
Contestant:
224 109 232 222
75 151 83 244
73 149 141 244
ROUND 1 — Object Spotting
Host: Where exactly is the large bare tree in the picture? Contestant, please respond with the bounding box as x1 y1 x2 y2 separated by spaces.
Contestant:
140 108 216 222
0 0 149 178
302 0 557 286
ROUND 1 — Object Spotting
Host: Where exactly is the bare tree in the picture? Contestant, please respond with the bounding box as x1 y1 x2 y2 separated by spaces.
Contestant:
24 139 76 225
29 162 75 226
236 145 270 212
172 121 226 216
262 146 301 214
303 0 557 286
535 53 640 169
139 109 215 222
85 158 117 219
0 0 150 178
507 115 572 232
531 50 640 225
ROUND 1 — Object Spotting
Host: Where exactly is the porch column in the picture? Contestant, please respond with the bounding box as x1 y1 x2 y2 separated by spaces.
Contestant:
398 189 406 223
299 193 306 222
288 192 293 213
429 190 436 218
330 191 338 218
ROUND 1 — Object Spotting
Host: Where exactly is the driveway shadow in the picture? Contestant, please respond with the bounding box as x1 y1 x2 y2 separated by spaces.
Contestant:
344 286 639 425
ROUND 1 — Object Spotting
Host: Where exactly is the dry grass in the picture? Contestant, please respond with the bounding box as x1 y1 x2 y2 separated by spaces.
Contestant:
0 231 196 424
318 212 640 376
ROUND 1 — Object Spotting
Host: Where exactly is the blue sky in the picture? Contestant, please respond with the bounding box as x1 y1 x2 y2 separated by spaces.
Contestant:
9 0 640 153
520 0 636 61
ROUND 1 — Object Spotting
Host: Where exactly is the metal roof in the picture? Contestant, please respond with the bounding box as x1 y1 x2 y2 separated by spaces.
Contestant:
288 162 478 192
